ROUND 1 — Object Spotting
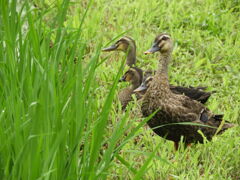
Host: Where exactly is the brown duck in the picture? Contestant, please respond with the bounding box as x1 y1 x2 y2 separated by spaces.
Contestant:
139 33 234 150
118 67 143 109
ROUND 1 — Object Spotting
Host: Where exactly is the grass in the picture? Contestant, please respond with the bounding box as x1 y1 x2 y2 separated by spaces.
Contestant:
0 0 239 179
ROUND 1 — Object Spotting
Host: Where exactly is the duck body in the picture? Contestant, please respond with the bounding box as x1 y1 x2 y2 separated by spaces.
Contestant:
137 75 212 104
141 34 234 147
142 74 228 144
118 87 140 110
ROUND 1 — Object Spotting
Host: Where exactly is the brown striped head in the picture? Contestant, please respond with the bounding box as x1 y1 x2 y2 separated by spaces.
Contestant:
102 36 136 53
119 67 143 87
144 33 173 54
133 76 153 93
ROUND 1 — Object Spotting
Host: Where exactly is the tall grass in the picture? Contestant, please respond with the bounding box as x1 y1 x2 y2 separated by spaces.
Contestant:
0 0 240 179
0 0 133 179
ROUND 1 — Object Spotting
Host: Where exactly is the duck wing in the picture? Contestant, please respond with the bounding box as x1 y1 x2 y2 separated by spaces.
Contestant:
170 85 213 104
162 94 234 143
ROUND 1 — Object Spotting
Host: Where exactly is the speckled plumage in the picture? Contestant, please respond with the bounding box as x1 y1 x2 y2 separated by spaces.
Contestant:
137 75 213 104
141 34 234 145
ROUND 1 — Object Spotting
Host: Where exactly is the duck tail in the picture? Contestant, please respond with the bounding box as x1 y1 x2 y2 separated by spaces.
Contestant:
214 114 235 134
198 92 212 104
213 114 224 121
217 122 235 135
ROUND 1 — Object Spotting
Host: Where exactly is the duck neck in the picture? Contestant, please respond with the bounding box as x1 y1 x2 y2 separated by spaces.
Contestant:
157 52 171 87
126 47 136 67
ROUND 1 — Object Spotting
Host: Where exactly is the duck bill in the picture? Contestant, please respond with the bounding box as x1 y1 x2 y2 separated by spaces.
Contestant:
144 44 160 54
133 84 147 92
119 76 126 82
102 44 118 52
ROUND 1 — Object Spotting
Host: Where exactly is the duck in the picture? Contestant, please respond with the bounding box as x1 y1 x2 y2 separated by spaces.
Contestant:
135 76 213 104
102 36 137 67
118 67 143 109
139 33 234 150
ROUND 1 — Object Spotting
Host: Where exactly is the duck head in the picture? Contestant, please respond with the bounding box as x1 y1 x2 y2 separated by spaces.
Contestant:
144 33 173 55
133 76 153 93
102 36 136 66
102 36 136 52
119 67 143 88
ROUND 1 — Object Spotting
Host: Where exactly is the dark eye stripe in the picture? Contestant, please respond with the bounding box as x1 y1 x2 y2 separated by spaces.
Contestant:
162 36 168 40
125 69 135 76
124 70 130 75
146 77 153 83
155 35 170 45
156 38 163 45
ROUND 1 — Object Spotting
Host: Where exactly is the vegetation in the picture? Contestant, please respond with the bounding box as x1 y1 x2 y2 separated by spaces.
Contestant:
0 0 239 179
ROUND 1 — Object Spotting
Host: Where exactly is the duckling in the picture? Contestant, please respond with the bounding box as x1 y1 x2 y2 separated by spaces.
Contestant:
135 76 213 104
102 36 136 67
140 33 234 150
118 67 143 109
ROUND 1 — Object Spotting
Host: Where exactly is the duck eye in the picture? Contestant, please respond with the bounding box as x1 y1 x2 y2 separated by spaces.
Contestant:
161 36 168 41
125 74 132 81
